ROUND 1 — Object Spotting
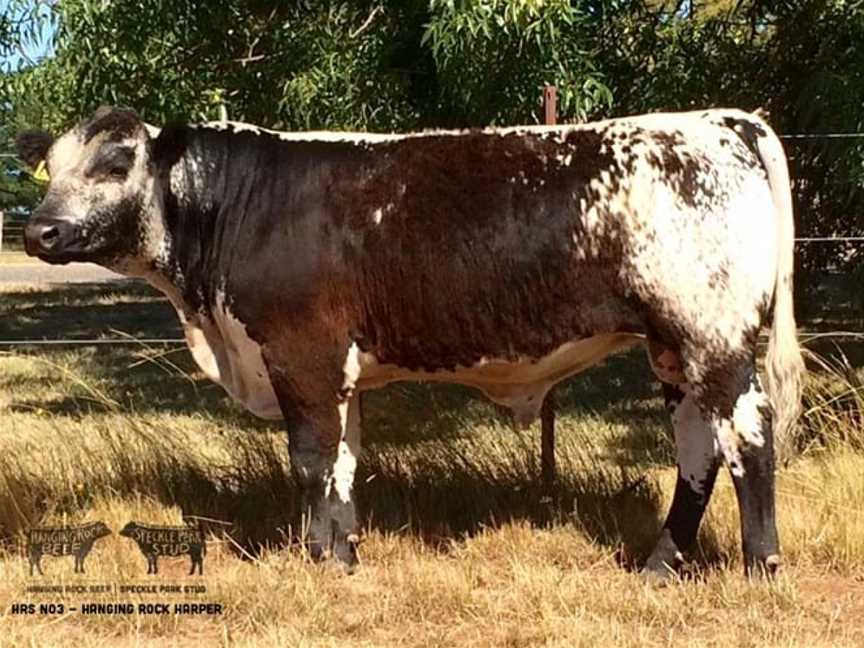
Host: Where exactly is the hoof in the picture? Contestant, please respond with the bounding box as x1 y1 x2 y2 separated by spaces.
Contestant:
333 533 360 574
643 530 683 585
304 532 360 573
765 554 781 572
746 553 781 579
640 562 679 587
306 541 329 563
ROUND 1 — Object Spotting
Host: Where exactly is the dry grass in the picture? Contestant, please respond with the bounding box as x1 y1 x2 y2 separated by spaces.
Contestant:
0 281 863 646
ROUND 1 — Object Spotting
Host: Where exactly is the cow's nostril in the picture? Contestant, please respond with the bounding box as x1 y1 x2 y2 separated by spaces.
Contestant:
40 225 60 248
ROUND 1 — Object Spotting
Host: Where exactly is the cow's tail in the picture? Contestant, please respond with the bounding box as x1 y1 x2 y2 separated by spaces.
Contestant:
753 112 806 461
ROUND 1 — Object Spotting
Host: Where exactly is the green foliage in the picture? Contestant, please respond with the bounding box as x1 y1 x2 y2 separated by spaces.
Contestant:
423 0 611 125
0 0 55 73
0 0 863 272
1 1 432 132
0 159 42 214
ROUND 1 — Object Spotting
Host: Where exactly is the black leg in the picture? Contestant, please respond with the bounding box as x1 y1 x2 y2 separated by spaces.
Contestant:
731 394 780 576
644 384 720 580
287 396 361 570
700 364 781 577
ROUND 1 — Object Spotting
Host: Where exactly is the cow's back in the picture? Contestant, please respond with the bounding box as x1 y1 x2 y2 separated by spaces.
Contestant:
236 111 772 366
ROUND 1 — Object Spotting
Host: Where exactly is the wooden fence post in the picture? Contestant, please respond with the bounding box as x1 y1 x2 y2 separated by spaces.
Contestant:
543 85 557 127
540 389 556 492
540 85 557 493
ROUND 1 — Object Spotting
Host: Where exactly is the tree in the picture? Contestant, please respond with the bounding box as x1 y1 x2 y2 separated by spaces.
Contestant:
0 1 614 132
1 0 862 274
422 0 612 126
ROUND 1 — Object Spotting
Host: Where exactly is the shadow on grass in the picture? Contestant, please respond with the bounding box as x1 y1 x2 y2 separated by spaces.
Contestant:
148 441 726 573
0 281 770 572
0 281 180 341
0 407 687 571
5 331 674 463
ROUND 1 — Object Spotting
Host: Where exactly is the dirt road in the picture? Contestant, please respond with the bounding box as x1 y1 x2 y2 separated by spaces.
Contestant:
0 262 125 283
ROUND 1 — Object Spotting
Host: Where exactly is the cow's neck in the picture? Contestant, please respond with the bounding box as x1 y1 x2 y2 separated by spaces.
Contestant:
154 126 270 313
150 125 364 315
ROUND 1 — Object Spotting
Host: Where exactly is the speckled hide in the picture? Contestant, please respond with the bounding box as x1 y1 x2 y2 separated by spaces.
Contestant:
20 107 804 577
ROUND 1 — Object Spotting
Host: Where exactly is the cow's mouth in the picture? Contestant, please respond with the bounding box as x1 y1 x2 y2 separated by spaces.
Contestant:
24 218 91 264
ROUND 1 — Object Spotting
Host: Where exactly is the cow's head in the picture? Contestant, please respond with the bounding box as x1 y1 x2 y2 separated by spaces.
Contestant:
17 106 164 275
119 521 140 538
92 521 112 538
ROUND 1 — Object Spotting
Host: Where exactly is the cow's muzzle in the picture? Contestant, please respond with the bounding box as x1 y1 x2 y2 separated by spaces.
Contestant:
24 217 78 262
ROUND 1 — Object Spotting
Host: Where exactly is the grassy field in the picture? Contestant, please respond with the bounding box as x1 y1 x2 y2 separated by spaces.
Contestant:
0 280 863 646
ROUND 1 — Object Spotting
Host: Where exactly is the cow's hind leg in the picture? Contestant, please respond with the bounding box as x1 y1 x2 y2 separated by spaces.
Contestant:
703 362 780 576
643 383 720 581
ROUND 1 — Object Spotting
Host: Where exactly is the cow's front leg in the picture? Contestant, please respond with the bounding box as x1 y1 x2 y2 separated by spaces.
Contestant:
266 339 364 570
288 394 361 570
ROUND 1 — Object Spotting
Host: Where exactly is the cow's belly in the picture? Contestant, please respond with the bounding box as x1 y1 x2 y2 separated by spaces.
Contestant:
183 300 641 426
355 333 643 427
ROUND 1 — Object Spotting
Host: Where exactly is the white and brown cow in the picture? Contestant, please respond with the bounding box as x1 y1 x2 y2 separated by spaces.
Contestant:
18 106 804 578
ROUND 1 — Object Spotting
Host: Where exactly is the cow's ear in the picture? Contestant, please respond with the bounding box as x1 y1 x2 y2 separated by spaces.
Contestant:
15 129 54 169
151 122 188 170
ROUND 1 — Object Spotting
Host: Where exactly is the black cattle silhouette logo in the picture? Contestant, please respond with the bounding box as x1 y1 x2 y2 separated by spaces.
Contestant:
26 522 112 575
120 521 206 575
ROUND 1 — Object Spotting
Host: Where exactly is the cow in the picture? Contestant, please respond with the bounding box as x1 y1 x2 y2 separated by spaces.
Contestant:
119 521 205 575
26 521 112 575
17 105 804 580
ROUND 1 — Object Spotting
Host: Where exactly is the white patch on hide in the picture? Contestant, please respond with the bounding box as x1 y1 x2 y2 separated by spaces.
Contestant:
171 289 279 419
332 394 361 505
732 379 768 448
713 418 744 477
670 387 719 494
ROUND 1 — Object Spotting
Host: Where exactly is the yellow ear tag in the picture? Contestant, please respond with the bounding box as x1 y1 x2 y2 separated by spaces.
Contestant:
32 160 50 183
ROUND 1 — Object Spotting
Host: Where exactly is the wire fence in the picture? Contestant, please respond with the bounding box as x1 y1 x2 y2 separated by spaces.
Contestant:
3 130 862 245
0 338 185 346
780 133 864 140
1 129 863 347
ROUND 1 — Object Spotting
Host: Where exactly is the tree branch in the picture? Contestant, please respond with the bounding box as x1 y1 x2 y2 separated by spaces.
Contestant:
351 5 382 39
